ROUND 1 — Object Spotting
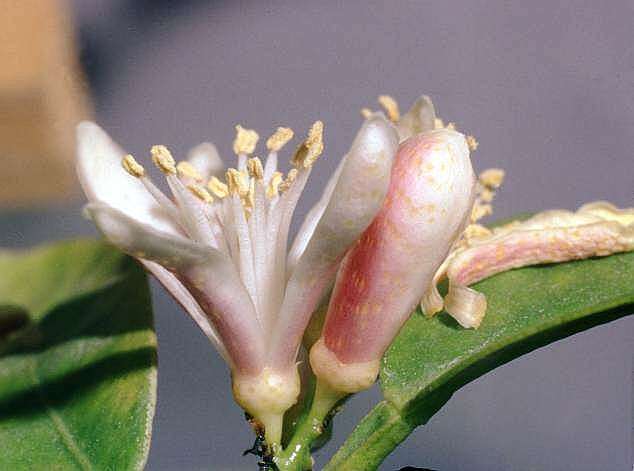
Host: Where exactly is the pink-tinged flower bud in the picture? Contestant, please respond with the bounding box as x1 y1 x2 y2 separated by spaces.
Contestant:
310 129 476 393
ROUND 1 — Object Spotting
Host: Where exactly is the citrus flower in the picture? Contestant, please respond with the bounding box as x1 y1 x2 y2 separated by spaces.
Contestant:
76 112 398 448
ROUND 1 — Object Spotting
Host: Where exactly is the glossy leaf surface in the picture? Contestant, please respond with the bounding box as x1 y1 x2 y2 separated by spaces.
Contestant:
0 240 157 470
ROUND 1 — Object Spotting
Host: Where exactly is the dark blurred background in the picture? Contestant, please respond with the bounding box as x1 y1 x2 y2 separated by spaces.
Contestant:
1 1 632 469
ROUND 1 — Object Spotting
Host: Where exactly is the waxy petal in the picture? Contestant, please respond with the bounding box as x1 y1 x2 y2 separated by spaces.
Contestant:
287 158 344 274
76 122 179 235
142 260 230 362
269 114 399 369
187 142 224 180
85 203 265 373
395 95 437 142
85 203 205 269
318 129 476 367
426 202 634 328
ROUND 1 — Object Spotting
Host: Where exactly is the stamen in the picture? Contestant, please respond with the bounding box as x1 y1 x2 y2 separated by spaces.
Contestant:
247 157 264 180
479 168 505 189
266 127 294 152
464 223 492 240
245 178 255 208
187 183 214 203
177 161 204 181
471 202 493 223
151 145 177 174
434 118 445 129
360 108 373 119
121 154 145 177
208 176 229 198
378 95 400 122
226 168 249 196
279 168 298 192
233 125 259 156
466 135 479 152
266 171 283 198
446 122 456 131
479 188 495 203
291 121 324 168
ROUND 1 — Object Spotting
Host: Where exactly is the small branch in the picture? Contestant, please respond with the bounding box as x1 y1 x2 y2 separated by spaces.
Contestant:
275 381 345 471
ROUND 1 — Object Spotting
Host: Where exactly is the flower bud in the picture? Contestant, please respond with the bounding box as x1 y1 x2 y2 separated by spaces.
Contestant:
310 129 476 393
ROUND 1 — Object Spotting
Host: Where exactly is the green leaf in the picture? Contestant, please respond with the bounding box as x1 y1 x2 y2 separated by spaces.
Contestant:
326 251 634 470
0 239 157 470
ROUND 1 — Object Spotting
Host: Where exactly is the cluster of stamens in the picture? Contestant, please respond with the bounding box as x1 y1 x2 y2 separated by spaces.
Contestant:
460 168 505 242
120 121 324 217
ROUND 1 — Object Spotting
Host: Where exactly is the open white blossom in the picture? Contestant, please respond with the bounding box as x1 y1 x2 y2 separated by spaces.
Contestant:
76 113 398 446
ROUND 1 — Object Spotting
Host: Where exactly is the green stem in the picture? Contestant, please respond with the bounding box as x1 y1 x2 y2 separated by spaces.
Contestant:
275 381 345 471
323 400 414 471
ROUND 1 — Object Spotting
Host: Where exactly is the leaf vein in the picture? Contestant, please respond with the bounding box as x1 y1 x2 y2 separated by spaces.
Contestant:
29 359 93 471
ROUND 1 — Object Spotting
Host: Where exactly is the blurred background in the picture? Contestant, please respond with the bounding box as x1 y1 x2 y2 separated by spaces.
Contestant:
1 1 632 469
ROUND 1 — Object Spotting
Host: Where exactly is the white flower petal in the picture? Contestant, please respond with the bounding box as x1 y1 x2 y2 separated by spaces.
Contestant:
187 142 224 180
269 114 399 369
76 121 179 235
444 283 487 328
287 158 345 274
84 203 206 269
141 260 230 362
86 202 265 373
396 95 437 141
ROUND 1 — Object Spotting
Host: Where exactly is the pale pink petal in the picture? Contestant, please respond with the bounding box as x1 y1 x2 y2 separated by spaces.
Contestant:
269 115 399 369
319 129 476 366
142 260 230 362
85 203 265 373
428 202 634 328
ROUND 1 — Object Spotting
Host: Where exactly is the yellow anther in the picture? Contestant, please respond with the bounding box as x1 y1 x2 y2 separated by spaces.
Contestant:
471 202 493 223
307 120 324 147
121 154 145 177
479 188 495 203
176 161 203 181
292 121 324 168
247 157 264 180
226 168 249 196
279 168 298 192
434 118 445 129
479 168 505 189
151 145 177 174
266 171 283 198
446 122 456 131
466 135 479 152
266 127 294 152
360 108 373 119
378 95 400 122
464 223 492 240
187 183 214 203
207 176 229 199
233 125 259 155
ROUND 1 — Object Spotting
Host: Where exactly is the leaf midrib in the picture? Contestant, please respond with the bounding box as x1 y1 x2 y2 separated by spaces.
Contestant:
28 357 93 471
